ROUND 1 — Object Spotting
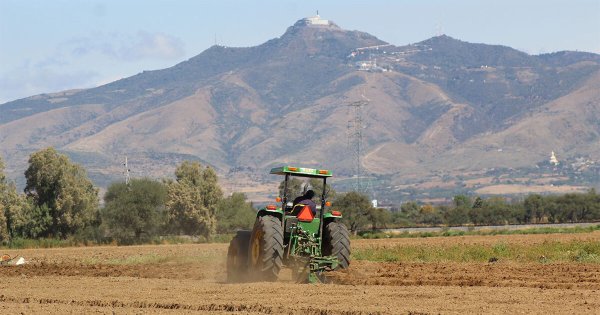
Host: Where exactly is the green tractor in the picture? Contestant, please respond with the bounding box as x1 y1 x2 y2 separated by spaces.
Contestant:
227 166 351 283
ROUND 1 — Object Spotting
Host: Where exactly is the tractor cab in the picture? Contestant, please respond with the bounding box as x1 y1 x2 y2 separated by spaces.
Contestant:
270 166 330 207
268 166 340 245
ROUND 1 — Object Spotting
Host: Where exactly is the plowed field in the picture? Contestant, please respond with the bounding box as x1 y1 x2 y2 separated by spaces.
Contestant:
1 232 599 314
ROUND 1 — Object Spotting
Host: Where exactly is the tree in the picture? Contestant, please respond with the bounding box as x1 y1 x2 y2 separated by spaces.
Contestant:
0 156 33 241
444 195 472 226
0 156 9 242
524 194 545 223
418 204 443 225
453 195 472 208
102 179 167 244
545 197 561 223
585 189 600 221
472 197 484 209
333 191 372 234
15 202 52 239
400 201 420 222
510 203 527 224
482 197 512 225
577 189 600 221
445 205 470 226
216 192 256 233
469 197 486 225
368 207 392 230
166 161 223 238
24 147 99 238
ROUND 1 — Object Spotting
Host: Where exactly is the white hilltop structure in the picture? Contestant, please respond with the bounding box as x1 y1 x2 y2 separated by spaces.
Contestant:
304 14 330 26
550 151 559 166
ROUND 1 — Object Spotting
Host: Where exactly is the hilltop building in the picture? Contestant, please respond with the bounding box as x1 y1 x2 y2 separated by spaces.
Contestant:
303 14 330 26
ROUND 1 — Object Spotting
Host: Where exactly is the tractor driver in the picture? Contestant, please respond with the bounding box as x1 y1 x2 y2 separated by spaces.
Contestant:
292 189 317 215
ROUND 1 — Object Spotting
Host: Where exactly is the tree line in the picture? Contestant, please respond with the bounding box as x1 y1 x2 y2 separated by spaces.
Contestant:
0 148 255 245
1 148 599 244
337 191 600 233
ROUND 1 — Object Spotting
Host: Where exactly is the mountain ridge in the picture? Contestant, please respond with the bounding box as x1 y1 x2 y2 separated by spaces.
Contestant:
1 17 599 200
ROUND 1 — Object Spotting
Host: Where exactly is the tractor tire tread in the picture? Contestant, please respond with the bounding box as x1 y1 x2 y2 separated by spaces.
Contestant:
323 221 351 269
250 215 283 281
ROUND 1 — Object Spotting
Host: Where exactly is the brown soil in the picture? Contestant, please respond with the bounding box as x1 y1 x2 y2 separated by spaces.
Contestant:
329 261 600 290
1 233 599 314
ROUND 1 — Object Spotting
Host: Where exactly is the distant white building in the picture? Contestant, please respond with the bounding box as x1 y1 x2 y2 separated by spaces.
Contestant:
550 151 559 166
305 14 329 26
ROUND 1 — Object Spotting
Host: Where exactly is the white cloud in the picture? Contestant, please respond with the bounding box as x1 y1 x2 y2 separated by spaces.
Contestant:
66 31 186 61
0 31 186 103
0 60 99 103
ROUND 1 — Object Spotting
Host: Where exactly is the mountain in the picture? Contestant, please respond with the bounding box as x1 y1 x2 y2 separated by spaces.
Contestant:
1 16 599 200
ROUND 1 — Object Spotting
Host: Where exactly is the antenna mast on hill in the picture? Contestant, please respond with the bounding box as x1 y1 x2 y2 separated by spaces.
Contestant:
347 99 368 192
435 22 444 36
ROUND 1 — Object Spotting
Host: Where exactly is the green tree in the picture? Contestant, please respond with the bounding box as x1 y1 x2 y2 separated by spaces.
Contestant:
418 204 444 225
577 189 600 221
510 203 527 224
453 195 472 208
0 155 32 240
166 161 223 238
443 195 472 226
0 156 9 242
472 197 484 209
400 201 420 222
368 207 392 230
333 191 372 234
555 193 580 222
524 194 545 223
102 178 167 244
545 197 561 223
24 147 99 238
585 189 600 221
15 202 52 239
469 197 486 225
216 192 256 233
445 205 469 226
483 197 512 225
0 207 9 243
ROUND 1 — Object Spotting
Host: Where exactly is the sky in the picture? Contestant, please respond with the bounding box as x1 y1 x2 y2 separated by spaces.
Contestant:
1 0 599 104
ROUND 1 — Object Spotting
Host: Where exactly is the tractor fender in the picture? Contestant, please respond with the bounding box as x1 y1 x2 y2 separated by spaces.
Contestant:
257 207 284 220
323 211 342 225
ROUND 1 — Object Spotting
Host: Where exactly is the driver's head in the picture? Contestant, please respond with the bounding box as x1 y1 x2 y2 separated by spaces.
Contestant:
305 190 315 199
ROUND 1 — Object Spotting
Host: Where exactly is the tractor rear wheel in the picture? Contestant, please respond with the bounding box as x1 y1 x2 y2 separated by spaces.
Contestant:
227 231 251 282
248 215 284 281
323 221 351 269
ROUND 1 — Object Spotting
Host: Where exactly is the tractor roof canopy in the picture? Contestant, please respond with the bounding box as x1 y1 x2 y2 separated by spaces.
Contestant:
270 166 332 178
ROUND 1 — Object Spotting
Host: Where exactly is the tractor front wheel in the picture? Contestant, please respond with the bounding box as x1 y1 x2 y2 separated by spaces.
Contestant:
323 221 351 269
248 215 284 281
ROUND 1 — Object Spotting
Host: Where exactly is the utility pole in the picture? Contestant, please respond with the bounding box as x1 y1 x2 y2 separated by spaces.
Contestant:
347 100 367 192
123 156 130 185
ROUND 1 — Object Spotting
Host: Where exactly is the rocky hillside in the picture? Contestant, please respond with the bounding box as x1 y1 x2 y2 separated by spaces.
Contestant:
1 17 599 196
